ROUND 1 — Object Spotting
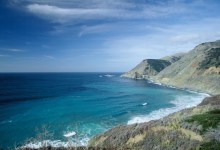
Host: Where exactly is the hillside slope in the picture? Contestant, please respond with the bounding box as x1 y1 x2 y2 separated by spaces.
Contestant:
121 59 171 79
161 53 186 63
121 53 185 79
154 40 220 95
89 95 220 150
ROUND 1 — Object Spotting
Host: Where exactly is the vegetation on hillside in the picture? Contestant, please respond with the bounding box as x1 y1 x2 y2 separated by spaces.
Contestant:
146 59 171 72
200 140 220 150
199 47 220 69
186 109 220 133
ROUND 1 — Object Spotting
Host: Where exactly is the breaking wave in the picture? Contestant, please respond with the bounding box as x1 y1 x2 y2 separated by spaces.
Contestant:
127 92 209 125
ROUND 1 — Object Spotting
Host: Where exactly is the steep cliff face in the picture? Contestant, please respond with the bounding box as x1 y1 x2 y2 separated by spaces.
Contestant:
89 95 220 150
154 40 220 95
121 59 171 79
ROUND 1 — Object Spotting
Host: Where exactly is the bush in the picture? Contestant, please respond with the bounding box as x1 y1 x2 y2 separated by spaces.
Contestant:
200 140 220 150
186 109 220 133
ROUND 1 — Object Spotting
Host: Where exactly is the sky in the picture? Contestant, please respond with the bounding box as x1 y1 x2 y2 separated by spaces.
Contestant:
0 0 220 72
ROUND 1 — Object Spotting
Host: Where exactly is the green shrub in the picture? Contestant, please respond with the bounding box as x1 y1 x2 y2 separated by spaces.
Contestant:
200 140 220 150
186 109 220 133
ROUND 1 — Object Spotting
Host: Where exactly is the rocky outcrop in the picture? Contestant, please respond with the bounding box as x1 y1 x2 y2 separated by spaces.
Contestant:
89 95 220 150
121 59 171 79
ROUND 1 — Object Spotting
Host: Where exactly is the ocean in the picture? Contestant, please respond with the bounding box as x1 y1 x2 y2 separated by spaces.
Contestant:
0 73 209 149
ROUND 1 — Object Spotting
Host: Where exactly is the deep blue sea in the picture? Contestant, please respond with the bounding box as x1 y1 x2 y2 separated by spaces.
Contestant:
0 73 208 149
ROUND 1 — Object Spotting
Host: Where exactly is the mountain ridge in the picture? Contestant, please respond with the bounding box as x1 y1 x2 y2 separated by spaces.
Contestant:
121 40 220 95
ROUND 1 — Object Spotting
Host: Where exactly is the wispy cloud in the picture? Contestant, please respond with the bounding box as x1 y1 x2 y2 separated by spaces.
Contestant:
42 45 50 48
4 0 220 72
0 54 9 57
99 17 220 69
44 55 55 59
78 23 146 37
13 0 194 24
7 48 25 52
10 0 215 36
26 4 128 23
0 48 25 52
78 24 114 37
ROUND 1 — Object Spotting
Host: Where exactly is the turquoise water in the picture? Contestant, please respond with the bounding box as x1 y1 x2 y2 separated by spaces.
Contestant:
0 73 208 148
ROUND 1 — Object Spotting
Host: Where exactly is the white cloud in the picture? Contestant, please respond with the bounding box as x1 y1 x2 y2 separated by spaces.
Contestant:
26 4 128 23
6 0 220 72
21 0 194 23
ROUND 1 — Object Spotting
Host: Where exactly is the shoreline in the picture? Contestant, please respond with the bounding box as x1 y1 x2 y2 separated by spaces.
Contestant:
88 94 220 149
148 79 212 96
21 78 210 149
126 78 210 124
122 75 214 96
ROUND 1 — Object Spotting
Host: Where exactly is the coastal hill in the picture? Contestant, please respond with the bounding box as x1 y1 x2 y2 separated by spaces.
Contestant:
121 53 185 79
89 95 220 150
121 59 172 79
121 40 220 95
161 52 186 63
88 40 220 150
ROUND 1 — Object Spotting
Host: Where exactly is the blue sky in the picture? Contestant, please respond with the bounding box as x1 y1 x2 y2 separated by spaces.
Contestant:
0 0 220 72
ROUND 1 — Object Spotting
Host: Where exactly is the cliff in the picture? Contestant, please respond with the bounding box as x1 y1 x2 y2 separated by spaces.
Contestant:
89 95 220 150
121 40 220 95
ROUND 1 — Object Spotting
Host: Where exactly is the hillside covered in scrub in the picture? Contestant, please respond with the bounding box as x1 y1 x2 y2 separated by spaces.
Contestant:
121 53 185 79
121 59 172 79
89 95 220 150
121 40 220 95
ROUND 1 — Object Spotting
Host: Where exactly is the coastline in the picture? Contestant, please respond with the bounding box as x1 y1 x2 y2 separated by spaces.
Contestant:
126 77 210 124
20 77 211 149
149 79 212 96
89 94 220 149
122 75 214 96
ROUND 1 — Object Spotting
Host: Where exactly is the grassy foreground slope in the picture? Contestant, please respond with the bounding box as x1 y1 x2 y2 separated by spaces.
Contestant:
89 95 220 150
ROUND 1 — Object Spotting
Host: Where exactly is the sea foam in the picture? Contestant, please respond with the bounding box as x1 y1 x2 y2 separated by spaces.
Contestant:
127 92 209 125
22 137 90 149
104 74 115 77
